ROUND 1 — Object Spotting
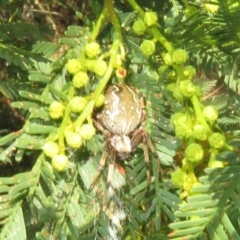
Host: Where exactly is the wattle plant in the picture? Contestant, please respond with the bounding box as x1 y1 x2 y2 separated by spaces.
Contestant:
0 0 240 239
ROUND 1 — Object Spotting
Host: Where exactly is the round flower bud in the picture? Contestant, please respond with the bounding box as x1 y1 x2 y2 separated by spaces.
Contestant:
85 59 96 72
171 168 188 189
66 59 83 75
95 94 105 108
94 60 108 76
179 80 196 98
72 71 89 88
162 52 173 66
172 112 193 128
208 133 226 149
64 124 74 137
203 105 218 123
132 19 146 35
192 124 208 141
144 11 158 27
65 131 83 148
51 154 69 172
185 143 204 163
173 87 184 100
116 68 127 79
183 65 196 79
49 101 65 119
76 124 96 140
69 96 87 113
42 141 59 158
172 49 189 65
171 112 184 125
140 40 155 56
175 122 193 139
85 42 101 59
112 54 123 68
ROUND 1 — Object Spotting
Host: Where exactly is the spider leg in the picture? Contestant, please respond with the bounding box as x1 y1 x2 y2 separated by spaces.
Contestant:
130 128 151 187
142 137 151 188
100 149 117 212
130 128 162 188
90 117 112 190
89 149 108 190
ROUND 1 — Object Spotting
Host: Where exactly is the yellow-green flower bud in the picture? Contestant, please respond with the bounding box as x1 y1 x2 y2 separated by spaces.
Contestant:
183 65 196 79
192 124 208 141
172 112 194 138
171 168 188 188
66 59 83 75
132 19 146 35
85 59 96 72
69 96 87 113
185 143 204 163
72 71 89 88
112 54 123 68
85 42 101 59
140 40 155 56
172 111 193 125
49 101 65 119
175 122 193 139
173 87 184 100
144 11 158 27
42 141 59 158
94 60 108 76
64 124 74 137
51 154 69 172
162 52 173 66
65 131 83 148
95 94 105 108
203 105 218 123
179 80 196 98
208 133 226 149
172 49 189 65
76 124 96 140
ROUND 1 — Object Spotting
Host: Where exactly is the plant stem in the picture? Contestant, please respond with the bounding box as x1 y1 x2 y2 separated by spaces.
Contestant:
89 7 109 42
105 0 123 42
58 86 75 154
191 94 211 133
74 0 122 128
126 0 174 52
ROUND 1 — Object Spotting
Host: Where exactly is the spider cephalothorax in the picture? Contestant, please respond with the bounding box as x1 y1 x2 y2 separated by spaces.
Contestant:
91 83 158 190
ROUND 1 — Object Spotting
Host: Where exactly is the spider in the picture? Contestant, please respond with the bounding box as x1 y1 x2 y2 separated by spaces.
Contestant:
91 83 160 196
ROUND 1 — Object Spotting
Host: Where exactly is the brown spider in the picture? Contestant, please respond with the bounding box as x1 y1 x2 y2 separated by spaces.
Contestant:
91 83 160 194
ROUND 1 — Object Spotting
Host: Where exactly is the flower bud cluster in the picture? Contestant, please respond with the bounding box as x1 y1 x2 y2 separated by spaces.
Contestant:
42 141 69 172
42 122 96 171
171 96 227 197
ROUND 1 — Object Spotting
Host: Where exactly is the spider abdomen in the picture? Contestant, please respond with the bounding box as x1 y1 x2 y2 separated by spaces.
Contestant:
100 83 143 135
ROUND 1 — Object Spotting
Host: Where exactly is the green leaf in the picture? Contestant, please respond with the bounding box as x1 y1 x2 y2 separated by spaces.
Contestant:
28 73 51 83
23 123 57 134
0 131 23 146
19 90 53 104
11 101 39 110
14 134 45 149
49 85 69 102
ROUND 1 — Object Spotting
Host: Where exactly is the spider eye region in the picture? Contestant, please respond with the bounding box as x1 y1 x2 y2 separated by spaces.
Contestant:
110 135 131 153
